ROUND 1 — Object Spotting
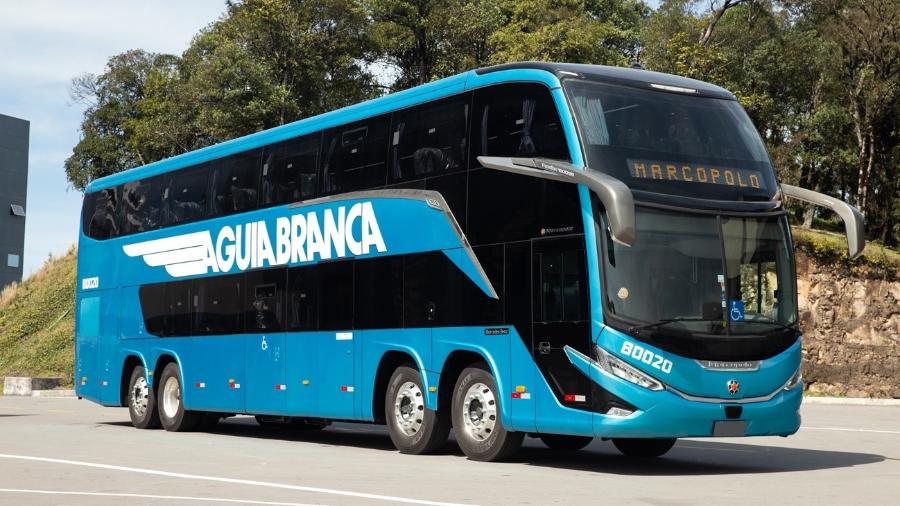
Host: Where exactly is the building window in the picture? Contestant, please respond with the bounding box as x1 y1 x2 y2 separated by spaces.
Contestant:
7 254 20 268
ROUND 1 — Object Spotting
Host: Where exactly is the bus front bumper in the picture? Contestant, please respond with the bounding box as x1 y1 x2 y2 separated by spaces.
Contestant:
591 381 803 439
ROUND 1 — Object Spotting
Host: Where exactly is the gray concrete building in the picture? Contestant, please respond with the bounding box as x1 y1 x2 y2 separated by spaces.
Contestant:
0 113 29 289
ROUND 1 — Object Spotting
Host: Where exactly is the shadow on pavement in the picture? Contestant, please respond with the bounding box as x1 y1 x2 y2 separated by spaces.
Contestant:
100 417 885 475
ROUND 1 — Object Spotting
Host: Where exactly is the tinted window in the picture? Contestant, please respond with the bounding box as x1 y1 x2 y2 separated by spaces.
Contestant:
194 274 243 335
287 266 317 331
139 283 167 336
245 269 286 332
166 281 193 337
165 165 209 226
262 134 320 207
355 257 403 329
535 247 587 323
426 173 467 232
404 252 460 326
390 96 469 181
468 169 583 244
472 83 568 162
209 150 261 216
462 245 504 325
322 116 390 194
318 260 353 330
82 187 120 240
121 176 165 235
505 241 532 341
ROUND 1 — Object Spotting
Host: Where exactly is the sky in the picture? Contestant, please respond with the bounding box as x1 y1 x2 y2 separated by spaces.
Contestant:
0 1 228 278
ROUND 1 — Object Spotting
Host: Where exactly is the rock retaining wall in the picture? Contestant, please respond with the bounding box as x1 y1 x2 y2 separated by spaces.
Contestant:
797 252 900 398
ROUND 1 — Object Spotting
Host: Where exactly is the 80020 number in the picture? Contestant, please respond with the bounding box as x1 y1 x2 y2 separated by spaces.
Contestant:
620 341 673 374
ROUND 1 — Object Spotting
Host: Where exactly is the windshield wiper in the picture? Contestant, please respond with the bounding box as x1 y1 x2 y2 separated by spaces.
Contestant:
628 317 719 334
731 319 799 333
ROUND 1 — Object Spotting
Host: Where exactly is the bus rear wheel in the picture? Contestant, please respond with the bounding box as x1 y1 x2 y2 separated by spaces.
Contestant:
127 365 160 429
385 365 450 454
157 362 202 432
539 434 593 451
452 363 523 462
612 437 677 458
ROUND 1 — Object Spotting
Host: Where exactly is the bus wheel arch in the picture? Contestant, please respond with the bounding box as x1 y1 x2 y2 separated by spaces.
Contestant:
120 355 145 407
372 350 421 423
437 350 495 417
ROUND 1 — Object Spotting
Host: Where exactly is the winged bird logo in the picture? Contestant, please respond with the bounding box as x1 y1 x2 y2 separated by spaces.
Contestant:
123 231 215 278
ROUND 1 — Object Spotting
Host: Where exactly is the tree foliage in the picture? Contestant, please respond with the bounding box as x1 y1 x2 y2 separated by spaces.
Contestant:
66 0 900 245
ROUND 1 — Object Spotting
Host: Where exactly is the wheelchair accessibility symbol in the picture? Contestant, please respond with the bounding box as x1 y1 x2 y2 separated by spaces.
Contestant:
730 300 745 321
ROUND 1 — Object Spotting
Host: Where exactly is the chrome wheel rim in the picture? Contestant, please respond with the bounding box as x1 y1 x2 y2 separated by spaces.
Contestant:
130 375 150 418
161 376 181 419
461 382 497 442
393 381 425 437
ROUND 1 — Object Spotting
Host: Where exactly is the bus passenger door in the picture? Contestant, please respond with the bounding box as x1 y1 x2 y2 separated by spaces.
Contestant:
75 292 102 402
531 236 594 434
244 271 287 415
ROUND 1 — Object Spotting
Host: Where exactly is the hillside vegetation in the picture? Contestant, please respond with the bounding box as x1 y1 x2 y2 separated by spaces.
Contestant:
0 247 76 383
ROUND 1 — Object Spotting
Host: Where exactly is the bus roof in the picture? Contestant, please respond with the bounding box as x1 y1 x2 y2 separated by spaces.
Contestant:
84 62 735 194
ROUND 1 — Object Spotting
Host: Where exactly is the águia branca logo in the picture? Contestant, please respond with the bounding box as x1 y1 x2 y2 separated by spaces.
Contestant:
123 202 386 278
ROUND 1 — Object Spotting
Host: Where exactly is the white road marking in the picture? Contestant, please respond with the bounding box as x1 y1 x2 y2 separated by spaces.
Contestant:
802 426 900 435
0 454 473 506
0 489 325 505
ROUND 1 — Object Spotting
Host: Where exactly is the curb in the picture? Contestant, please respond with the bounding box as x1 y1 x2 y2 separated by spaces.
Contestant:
803 396 900 406
30 389 76 398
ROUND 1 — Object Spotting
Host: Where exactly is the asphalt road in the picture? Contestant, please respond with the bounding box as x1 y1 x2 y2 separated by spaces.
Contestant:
0 397 898 505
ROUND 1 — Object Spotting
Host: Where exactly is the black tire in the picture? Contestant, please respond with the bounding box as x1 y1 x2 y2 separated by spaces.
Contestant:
539 434 593 451
612 438 677 458
385 365 450 455
157 362 202 432
452 363 523 462
127 365 160 429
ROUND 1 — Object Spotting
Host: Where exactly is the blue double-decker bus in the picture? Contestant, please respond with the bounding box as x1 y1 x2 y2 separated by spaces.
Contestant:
75 62 864 461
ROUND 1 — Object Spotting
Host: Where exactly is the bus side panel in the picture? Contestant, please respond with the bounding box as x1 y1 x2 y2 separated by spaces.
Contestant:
508 327 538 433
182 335 244 414
286 332 318 416
74 292 101 402
98 287 123 405
245 332 287 415
316 330 355 419
359 328 433 420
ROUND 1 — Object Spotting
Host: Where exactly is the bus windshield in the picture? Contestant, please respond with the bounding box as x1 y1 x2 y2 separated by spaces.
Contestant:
602 207 798 336
565 80 776 201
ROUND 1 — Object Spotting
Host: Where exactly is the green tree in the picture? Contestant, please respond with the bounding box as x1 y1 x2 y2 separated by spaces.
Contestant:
65 50 179 190
489 0 646 66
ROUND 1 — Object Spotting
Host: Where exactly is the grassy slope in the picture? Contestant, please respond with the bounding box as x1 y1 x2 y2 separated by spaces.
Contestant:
0 247 76 383
0 228 896 388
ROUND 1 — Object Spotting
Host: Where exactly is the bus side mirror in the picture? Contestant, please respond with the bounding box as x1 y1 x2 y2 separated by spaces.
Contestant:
477 156 636 247
780 184 866 260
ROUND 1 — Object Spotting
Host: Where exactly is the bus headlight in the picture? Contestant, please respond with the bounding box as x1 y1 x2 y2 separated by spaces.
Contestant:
595 346 664 391
783 367 802 391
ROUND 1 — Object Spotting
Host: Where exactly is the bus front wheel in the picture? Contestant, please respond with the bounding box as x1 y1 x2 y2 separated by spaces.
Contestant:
157 362 202 432
385 365 450 454
612 438 677 458
127 365 160 429
452 363 523 462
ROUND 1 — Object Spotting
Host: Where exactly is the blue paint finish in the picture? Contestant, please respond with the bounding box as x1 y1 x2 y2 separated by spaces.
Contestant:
359 329 433 418
442 248 496 298
286 332 318 416
598 325 799 399
316 330 355 419
74 293 100 402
